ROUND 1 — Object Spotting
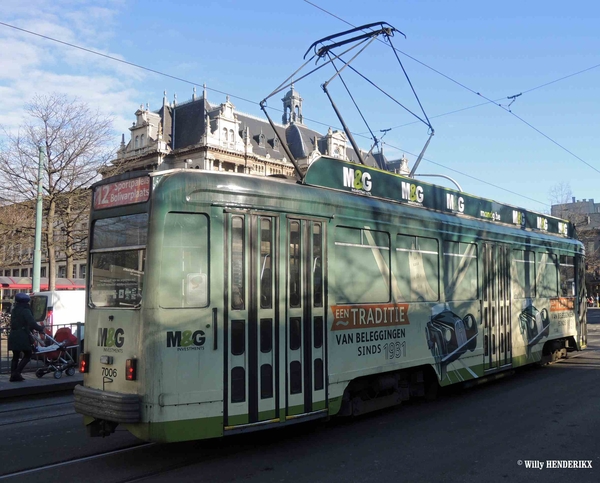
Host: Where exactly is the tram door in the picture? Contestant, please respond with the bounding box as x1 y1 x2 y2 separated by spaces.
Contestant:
482 243 512 371
225 213 279 426
286 218 327 417
224 214 327 427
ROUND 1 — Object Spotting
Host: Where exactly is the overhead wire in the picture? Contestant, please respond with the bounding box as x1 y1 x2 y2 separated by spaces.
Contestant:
0 18 556 205
0 20 360 135
0 20 257 107
381 140 546 206
302 0 600 175
1 14 597 203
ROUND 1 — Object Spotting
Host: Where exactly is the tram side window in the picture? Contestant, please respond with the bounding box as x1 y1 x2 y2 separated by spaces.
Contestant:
536 252 559 298
396 234 439 302
289 221 301 308
443 241 478 301
333 226 390 303
231 216 245 310
260 218 273 309
313 223 323 307
559 255 575 296
160 213 209 308
511 250 536 299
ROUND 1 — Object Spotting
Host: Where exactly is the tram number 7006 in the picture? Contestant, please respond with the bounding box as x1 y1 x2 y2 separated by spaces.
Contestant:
102 367 118 378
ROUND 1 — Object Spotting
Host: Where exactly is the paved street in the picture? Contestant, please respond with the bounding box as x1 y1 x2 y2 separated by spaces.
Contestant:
0 313 598 483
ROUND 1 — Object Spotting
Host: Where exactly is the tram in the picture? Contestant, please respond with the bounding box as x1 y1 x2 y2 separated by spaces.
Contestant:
74 156 587 442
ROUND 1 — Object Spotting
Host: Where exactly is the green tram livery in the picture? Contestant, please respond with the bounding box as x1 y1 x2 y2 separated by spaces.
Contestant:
74 156 587 442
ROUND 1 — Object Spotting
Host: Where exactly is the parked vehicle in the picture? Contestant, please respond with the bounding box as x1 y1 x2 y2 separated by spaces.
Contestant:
30 290 86 348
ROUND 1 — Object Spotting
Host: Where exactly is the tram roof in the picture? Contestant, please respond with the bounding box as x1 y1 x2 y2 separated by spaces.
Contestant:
93 156 574 240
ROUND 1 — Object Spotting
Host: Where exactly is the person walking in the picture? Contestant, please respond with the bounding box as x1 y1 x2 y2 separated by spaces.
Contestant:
8 293 45 382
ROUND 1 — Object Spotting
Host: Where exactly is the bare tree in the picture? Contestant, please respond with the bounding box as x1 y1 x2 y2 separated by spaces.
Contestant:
0 202 35 272
548 181 573 214
0 94 114 290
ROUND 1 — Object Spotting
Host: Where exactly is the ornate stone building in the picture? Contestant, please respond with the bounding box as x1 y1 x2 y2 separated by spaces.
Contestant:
108 85 398 177
0 85 407 305
551 197 600 298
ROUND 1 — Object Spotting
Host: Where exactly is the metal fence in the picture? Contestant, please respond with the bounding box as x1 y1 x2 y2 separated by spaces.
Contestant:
0 322 84 374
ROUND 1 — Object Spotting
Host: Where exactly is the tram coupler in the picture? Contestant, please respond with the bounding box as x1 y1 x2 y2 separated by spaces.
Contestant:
87 418 118 438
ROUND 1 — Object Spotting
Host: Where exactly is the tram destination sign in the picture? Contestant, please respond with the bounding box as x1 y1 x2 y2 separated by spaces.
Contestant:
304 156 572 237
93 176 151 210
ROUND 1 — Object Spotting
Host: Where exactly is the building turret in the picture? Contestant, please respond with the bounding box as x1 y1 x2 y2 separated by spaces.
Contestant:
282 85 303 125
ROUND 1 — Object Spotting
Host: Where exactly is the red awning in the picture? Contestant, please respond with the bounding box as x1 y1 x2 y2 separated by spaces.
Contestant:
0 277 85 290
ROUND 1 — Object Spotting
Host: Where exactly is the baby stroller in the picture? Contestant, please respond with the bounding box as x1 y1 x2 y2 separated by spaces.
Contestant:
32 327 79 379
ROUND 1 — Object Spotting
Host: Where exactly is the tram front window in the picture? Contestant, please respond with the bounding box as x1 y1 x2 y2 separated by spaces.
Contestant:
90 213 147 308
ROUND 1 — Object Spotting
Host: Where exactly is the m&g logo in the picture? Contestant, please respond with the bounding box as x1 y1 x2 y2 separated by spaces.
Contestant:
401 181 424 203
98 328 125 352
558 222 568 236
343 167 372 193
167 330 206 351
512 210 525 227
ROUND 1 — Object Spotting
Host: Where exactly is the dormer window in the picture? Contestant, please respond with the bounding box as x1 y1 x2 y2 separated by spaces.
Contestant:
229 129 235 144
259 133 265 147
135 136 139 149
273 138 280 151
140 134 145 147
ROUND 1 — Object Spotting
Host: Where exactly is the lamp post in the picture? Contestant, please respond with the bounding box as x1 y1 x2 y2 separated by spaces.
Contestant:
32 146 44 293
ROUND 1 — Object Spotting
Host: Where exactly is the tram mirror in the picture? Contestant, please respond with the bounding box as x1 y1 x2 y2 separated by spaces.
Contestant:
186 273 208 306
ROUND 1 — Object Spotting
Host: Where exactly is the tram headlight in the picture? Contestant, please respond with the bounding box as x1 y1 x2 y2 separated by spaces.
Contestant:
79 353 89 373
126 358 137 381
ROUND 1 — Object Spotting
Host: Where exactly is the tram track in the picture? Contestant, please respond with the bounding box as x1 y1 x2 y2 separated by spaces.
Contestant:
0 400 70 414
0 420 323 483
0 395 76 426
0 436 262 483
0 442 155 481
98 428 306 483
0 409 76 427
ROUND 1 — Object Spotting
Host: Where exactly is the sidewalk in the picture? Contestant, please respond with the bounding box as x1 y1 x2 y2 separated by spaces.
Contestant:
0 370 82 399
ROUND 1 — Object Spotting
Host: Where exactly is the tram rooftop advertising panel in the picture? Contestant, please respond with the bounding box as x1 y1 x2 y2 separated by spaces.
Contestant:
304 156 572 237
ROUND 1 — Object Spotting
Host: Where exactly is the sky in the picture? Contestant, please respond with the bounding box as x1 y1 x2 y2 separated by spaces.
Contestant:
0 0 598 213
